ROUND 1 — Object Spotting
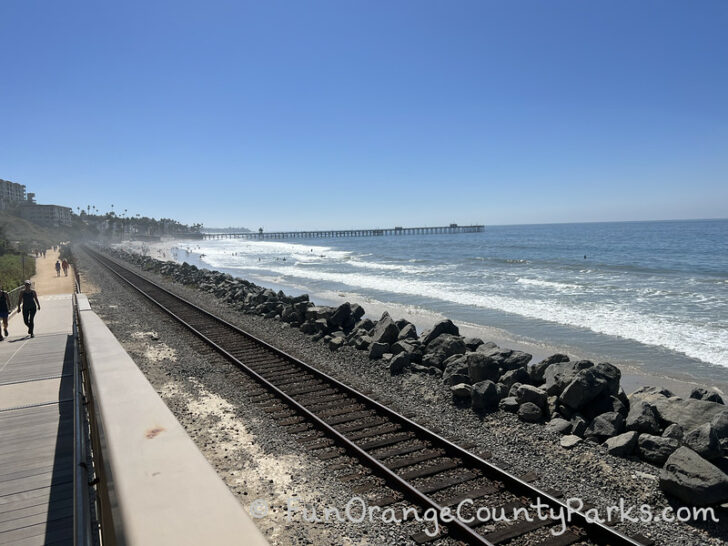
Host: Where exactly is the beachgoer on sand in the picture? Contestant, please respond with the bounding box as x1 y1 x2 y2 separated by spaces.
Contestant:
18 281 40 338
55 260 61 277
61 259 69 276
0 285 11 340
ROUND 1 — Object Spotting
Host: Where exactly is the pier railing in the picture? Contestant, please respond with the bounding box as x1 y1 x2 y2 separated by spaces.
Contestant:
201 224 484 240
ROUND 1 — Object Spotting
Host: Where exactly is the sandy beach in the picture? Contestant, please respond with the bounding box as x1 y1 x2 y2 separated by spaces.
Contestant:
113 238 722 398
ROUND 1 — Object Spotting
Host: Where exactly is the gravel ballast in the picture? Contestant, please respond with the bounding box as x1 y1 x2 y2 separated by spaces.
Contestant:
77 246 727 545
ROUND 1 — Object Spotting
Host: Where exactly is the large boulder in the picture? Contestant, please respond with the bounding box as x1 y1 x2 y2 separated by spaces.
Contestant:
559 362 621 410
638 434 680 466
545 418 572 435
712 412 728 451
660 447 728 506
442 357 471 386
370 313 400 345
471 380 499 411
389 352 411 375
476 344 532 371
463 337 484 351
426 334 466 360
450 383 473 402
626 401 662 435
499 367 529 389
683 423 723 461
369 342 389 360
398 323 418 340
689 387 725 405
586 412 625 440
421 319 459 345
652 398 728 433
328 302 352 328
467 352 501 383
516 385 548 409
529 353 570 385
518 402 543 423
604 431 639 457
499 397 519 413
662 424 684 442
543 360 594 397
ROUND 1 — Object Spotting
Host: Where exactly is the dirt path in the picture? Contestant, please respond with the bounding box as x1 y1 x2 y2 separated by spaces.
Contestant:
30 249 75 296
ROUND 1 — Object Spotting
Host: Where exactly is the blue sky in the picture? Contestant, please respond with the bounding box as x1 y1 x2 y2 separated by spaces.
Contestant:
1 1 726 229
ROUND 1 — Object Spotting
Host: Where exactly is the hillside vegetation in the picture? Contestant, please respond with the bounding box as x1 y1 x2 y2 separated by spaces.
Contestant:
0 254 35 290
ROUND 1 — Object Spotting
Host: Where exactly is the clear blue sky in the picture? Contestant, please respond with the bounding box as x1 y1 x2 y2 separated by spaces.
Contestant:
1 1 726 229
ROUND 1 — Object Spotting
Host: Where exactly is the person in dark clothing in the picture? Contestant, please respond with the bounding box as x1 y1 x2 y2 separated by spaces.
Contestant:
17 281 40 338
55 260 61 277
0 285 10 340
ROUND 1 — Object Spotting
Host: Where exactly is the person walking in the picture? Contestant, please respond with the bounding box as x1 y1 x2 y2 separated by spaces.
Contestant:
55 260 61 277
17 281 40 338
61 259 69 276
0 285 11 340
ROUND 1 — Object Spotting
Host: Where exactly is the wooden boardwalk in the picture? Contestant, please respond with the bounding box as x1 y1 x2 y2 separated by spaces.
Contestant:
0 295 75 545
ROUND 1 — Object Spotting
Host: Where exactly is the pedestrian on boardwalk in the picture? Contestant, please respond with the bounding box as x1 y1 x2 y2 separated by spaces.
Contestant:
0 285 11 341
61 259 69 276
17 281 40 338
55 260 61 277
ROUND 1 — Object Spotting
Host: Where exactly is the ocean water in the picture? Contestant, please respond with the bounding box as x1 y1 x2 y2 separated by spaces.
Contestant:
168 219 728 388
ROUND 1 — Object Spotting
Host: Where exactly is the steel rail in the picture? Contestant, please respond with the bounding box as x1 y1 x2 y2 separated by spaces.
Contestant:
84 245 648 546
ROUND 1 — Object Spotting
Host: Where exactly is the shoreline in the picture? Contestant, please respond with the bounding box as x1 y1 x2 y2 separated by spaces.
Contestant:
117 238 724 398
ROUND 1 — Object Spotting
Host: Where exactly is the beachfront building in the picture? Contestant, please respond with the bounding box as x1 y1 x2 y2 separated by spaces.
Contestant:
18 203 73 227
0 179 27 210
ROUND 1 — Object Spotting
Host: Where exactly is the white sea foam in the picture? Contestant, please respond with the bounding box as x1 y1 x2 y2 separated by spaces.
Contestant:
244 265 728 368
516 278 581 292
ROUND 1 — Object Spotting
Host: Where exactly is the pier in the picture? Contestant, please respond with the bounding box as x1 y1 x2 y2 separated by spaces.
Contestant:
201 224 484 240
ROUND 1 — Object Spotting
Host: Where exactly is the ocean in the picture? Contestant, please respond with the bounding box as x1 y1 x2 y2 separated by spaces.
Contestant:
162 219 728 391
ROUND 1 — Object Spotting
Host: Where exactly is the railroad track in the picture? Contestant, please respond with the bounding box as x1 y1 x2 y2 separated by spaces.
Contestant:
83 246 651 546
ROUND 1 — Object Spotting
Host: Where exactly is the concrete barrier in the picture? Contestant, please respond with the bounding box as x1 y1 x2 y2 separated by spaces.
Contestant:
75 293 268 546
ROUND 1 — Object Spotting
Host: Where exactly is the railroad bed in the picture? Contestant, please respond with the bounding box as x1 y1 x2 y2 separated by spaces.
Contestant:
84 245 652 546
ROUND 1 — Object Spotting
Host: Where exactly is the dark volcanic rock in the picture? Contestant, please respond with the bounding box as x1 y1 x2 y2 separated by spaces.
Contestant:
499 397 519 413
638 434 680 466
683 423 723 461
463 337 484 351
585 412 625 440
515 385 548 409
689 387 725 405
543 360 594 397
426 334 466 361
389 352 411 375
712 412 728 451
662 423 684 442
471 380 499 411
518 402 543 423
421 319 459 345
328 302 351 328
398 323 418 340
652 397 728 433
499 367 529 390
626 400 662 435
368 342 389 360
467 352 501 383
442 357 471 386
529 353 570 385
604 431 639 457
660 447 728 506
545 418 572 435
370 312 400 345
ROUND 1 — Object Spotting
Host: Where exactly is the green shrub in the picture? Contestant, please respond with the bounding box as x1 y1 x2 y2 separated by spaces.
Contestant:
0 254 36 290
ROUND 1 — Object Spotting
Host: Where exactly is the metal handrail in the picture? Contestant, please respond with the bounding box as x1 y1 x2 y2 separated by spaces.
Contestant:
73 309 94 546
